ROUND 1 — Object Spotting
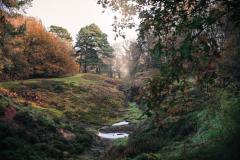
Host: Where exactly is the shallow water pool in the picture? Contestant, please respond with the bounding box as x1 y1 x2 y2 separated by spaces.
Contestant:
112 121 129 126
97 132 129 139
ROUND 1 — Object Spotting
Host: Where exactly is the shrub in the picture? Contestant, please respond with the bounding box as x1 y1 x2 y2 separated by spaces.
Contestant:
1 16 78 80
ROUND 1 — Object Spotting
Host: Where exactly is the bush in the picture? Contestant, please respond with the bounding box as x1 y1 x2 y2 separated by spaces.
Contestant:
1 16 78 80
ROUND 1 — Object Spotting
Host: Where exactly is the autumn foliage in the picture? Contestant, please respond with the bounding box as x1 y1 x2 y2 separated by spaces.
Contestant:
1 16 78 80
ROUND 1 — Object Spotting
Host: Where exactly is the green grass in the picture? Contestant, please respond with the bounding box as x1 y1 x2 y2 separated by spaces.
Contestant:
123 102 145 123
51 74 92 85
0 73 127 160
0 73 109 86
0 73 126 124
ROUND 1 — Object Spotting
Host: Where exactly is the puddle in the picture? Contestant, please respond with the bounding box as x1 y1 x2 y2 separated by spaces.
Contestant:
112 121 129 126
98 132 129 139
98 121 130 139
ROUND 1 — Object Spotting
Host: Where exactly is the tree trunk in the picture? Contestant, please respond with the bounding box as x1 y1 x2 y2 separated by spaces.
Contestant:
95 65 98 73
79 54 83 73
79 63 81 73
96 64 101 74
108 66 113 78
83 60 87 73
118 71 121 79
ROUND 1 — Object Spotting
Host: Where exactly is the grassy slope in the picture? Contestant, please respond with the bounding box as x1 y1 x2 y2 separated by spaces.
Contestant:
104 78 240 160
0 74 130 160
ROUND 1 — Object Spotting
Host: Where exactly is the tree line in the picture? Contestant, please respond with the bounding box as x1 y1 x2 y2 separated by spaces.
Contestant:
0 0 115 81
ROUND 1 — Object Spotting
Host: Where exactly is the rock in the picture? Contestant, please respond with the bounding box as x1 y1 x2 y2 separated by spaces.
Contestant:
58 128 76 141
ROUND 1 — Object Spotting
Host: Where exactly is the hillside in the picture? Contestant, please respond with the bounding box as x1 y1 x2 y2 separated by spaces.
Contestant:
103 74 240 160
0 74 137 160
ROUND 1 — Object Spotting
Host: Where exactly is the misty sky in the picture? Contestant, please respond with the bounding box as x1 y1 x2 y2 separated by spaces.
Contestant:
26 0 138 44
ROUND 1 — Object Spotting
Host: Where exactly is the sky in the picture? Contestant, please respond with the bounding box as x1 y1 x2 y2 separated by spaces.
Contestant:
26 0 138 45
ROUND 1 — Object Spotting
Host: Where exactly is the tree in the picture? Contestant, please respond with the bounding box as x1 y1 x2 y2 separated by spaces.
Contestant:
0 0 77 80
99 2 240 159
75 23 113 73
23 17 78 78
49 25 73 42
0 16 78 80
98 0 240 116
124 41 144 75
0 0 32 78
